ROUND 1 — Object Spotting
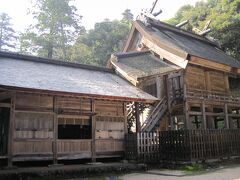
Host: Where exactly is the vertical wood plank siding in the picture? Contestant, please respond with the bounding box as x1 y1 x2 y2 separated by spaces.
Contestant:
125 130 240 162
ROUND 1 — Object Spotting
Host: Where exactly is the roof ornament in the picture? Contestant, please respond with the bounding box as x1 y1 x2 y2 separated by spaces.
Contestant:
192 20 220 46
136 0 162 27
192 20 212 36
176 20 189 28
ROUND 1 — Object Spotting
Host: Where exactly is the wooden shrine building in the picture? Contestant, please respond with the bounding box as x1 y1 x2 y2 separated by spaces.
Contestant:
0 51 157 166
109 14 240 132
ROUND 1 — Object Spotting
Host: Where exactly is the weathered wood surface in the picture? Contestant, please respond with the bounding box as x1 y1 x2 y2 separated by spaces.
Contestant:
187 89 240 104
13 140 53 155
8 92 127 162
96 139 124 153
57 140 91 153
185 65 229 92
126 130 240 162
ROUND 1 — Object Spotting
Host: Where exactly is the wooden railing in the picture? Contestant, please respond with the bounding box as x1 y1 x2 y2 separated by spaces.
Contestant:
186 89 240 103
125 129 240 162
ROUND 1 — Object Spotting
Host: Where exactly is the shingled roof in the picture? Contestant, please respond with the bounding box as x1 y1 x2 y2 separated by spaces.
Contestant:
111 51 180 84
128 19 240 69
149 20 240 68
0 51 158 103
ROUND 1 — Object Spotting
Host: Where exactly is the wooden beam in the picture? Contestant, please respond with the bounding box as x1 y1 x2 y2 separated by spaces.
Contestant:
0 92 13 101
166 76 173 130
7 93 15 167
15 110 54 115
224 103 229 129
135 102 141 132
206 112 225 116
189 111 202 116
123 26 136 52
190 56 232 73
0 85 157 104
183 77 190 129
201 101 207 129
205 71 211 91
142 37 188 68
228 113 240 117
53 96 58 164
123 102 128 134
156 76 161 98
91 99 96 162
0 103 11 108
57 113 96 119
184 100 190 129
224 73 230 92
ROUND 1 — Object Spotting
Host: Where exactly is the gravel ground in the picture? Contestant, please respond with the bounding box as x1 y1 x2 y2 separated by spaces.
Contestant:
120 165 240 180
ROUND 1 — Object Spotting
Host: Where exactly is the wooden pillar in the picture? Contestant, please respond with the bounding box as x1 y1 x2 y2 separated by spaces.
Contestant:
53 96 58 164
205 71 211 91
207 107 215 129
135 102 141 132
183 84 190 129
156 76 161 98
224 73 229 92
228 107 233 128
7 93 15 167
123 102 128 134
237 110 240 129
91 99 96 162
201 101 207 129
165 75 173 130
224 103 229 129
184 101 190 129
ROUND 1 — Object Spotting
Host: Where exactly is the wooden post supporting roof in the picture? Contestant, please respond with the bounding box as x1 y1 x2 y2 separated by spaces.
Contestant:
7 93 15 167
53 96 58 164
201 101 207 129
224 103 229 129
156 76 161 99
135 102 141 132
165 75 173 130
183 84 190 129
91 99 96 162
123 102 128 134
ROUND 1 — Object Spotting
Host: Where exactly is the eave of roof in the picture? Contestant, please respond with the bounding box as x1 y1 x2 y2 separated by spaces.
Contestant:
111 51 181 82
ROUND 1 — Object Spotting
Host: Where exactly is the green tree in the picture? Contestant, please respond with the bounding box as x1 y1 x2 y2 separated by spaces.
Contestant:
20 0 84 59
70 9 133 66
122 9 134 24
0 13 17 51
167 0 240 60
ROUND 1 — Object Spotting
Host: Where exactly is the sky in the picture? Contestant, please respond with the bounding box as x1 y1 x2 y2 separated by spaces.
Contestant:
0 0 201 32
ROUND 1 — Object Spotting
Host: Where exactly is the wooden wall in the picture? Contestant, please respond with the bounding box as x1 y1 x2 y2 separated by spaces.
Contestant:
9 91 126 161
185 64 229 92
95 100 125 156
13 93 54 157
140 76 165 99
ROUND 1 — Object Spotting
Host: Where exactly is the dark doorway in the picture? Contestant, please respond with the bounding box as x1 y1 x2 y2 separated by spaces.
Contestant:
0 107 10 156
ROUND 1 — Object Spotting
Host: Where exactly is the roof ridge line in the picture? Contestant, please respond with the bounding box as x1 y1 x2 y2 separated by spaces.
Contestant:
113 50 150 58
0 51 114 73
147 19 219 47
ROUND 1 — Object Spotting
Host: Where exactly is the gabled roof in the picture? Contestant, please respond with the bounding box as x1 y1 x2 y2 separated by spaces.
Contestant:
111 51 180 85
149 20 240 68
124 19 240 70
0 51 158 103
